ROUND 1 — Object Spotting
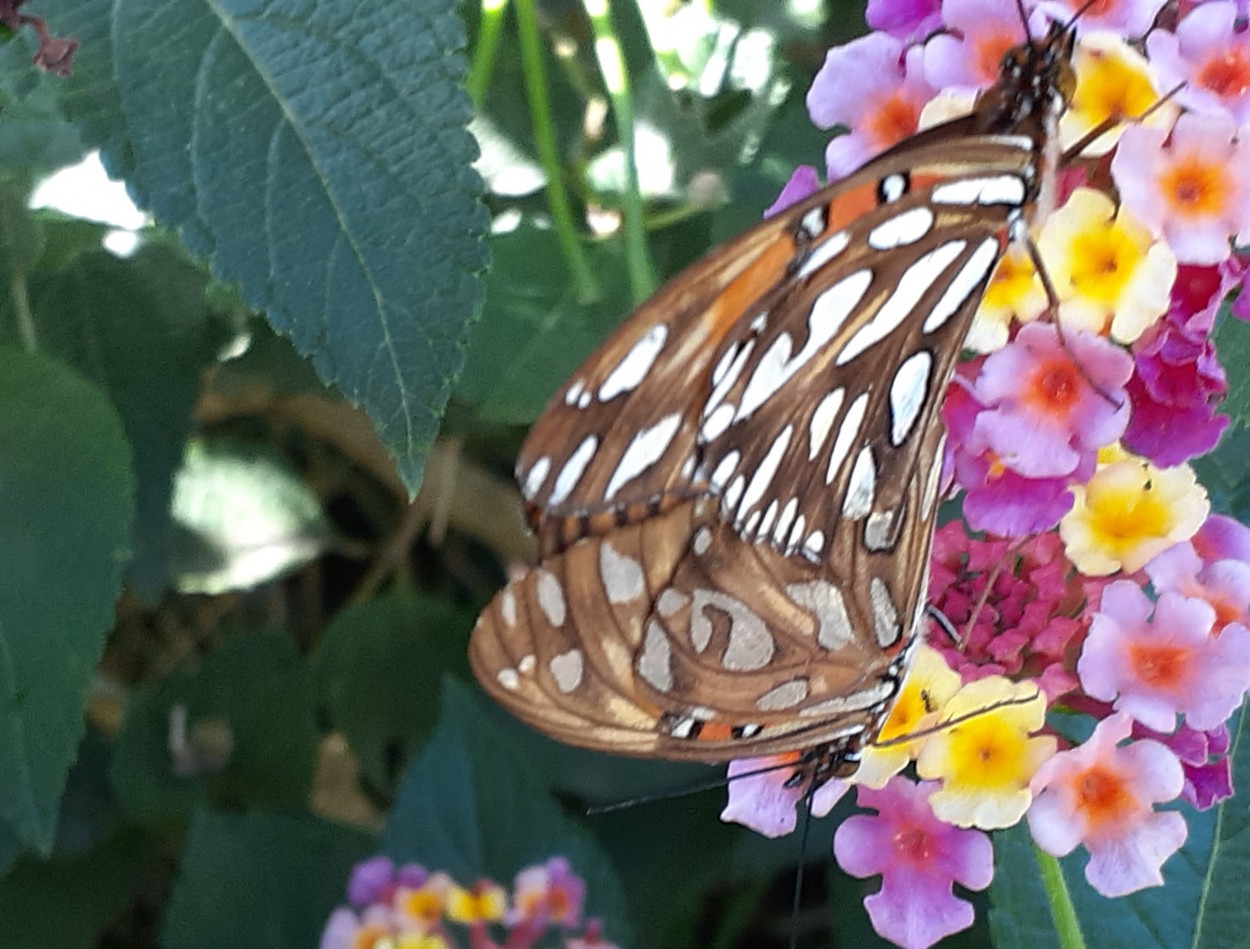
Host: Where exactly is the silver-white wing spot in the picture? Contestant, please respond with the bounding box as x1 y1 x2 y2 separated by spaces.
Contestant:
826 392 869 485
931 174 1026 207
733 271 871 423
804 530 825 556
865 508 900 552
808 388 845 460
497 668 520 691
518 654 536 674
736 424 794 523
599 541 645 603
799 206 827 239
773 497 799 546
499 589 517 626
870 577 901 647
599 324 668 401
797 229 850 279
549 649 584 693
757 678 810 710
786 580 854 650
706 341 755 415
842 446 876 520
605 413 682 500
550 436 598 504
724 474 747 511
536 570 567 627
923 237 1000 332
701 403 735 441
889 350 933 446
867 206 935 250
638 621 673 692
921 436 946 519
799 683 895 717
836 241 967 366
522 456 551 500
709 450 741 490
690 590 773 670
657 588 690 617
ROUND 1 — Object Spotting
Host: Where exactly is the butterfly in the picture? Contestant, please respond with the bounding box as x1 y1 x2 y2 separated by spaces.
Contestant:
469 16 1077 790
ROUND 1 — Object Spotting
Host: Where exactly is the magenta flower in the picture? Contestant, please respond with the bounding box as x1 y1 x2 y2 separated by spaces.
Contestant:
1122 288 1229 465
1132 720 1235 810
721 757 848 837
972 324 1132 478
1028 713 1187 897
867 0 943 42
808 33 936 178
834 778 993 949
1111 112 1250 265
1077 581 1250 731
927 522 1110 699
510 856 585 929
764 165 822 217
1147 1 1250 123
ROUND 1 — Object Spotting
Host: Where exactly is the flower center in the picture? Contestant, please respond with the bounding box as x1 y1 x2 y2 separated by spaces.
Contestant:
895 825 933 861
1198 48 1250 98
1075 763 1134 823
1026 357 1080 414
866 92 920 150
1128 641 1188 688
1161 158 1226 218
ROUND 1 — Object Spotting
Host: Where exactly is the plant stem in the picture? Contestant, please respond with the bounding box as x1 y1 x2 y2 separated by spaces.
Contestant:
513 0 598 302
582 0 656 303
1034 843 1085 949
466 0 510 108
11 270 36 351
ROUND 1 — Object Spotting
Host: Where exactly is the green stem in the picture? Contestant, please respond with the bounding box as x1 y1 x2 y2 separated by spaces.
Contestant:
513 0 598 302
11 269 35 351
1033 844 1085 949
466 0 511 108
582 0 656 303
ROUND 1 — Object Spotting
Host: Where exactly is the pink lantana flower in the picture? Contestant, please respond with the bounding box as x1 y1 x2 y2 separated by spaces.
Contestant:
834 778 994 949
867 0 943 42
972 324 1132 478
764 165 822 217
1147 1 1250 123
923 0 1040 91
509 857 585 929
1077 580 1250 731
808 33 936 178
1112 112 1250 265
1146 537 1250 631
720 755 848 837
1039 0 1166 38
1028 713 1187 897
1192 512 1250 564
942 369 1076 537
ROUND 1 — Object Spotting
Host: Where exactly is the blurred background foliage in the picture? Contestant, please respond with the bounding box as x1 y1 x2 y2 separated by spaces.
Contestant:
0 0 1248 947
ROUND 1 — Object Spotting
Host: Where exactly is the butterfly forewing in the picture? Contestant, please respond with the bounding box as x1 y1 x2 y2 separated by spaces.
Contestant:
472 23 1078 781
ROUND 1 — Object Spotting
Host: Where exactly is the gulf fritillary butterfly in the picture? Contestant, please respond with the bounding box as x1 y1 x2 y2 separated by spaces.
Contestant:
470 15 1077 789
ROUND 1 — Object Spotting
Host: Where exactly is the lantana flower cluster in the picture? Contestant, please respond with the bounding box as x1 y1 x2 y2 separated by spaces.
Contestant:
724 1 1250 947
320 854 615 949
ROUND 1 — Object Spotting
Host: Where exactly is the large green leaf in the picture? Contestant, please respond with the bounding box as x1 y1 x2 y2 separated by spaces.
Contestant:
313 587 473 794
990 707 1250 948
40 0 489 492
162 810 375 949
110 633 318 825
0 348 133 850
382 680 635 945
10 244 230 598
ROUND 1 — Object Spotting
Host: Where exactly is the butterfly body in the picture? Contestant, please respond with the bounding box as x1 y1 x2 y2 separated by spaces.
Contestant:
471 23 1077 783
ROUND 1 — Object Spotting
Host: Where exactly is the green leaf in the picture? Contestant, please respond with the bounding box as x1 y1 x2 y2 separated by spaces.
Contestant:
162 810 374 949
110 633 318 824
0 348 134 850
1215 310 1250 426
382 679 635 944
12 245 230 599
0 830 153 948
313 587 473 794
458 222 632 424
0 40 84 179
990 707 1250 948
42 0 490 493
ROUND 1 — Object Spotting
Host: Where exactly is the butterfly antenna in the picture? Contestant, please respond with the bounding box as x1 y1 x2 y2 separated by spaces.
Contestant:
788 780 818 949
925 603 962 646
872 688 1044 749
585 759 807 815
1014 0 1032 38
